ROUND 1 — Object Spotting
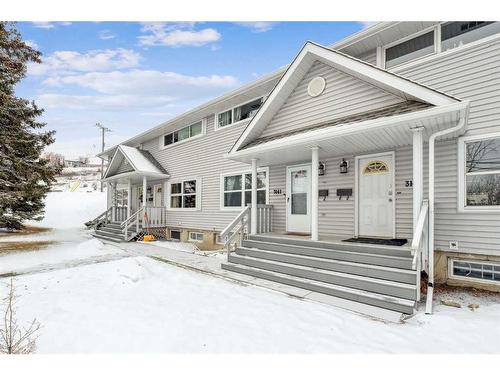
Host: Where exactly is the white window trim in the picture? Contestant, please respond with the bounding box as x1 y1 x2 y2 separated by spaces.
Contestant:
169 228 181 241
159 119 206 150
382 25 439 69
219 167 269 211
458 132 500 213
167 177 202 211
188 231 204 242
448 258 500 285
214 96 263 131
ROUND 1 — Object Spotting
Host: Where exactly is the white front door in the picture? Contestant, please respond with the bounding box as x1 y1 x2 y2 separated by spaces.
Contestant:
357 153 394 238
286 164 311 233
153 184 162 206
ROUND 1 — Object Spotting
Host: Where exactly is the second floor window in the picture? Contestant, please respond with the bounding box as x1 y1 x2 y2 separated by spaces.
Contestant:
217 97 263 129
385 30 435 68
163 121 203 147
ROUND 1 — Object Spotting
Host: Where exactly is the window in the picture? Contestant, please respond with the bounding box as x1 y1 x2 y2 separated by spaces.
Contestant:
459 135 500 210
170 229 181 241
222 170 268 209
163 121 204 147
216 98 263 129
441 22 499 52
450 259 500 284
189 232 204 242
385 30 435 68
168 179 200 210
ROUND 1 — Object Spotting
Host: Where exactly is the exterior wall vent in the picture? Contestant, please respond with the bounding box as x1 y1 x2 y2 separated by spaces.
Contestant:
307 76 326 97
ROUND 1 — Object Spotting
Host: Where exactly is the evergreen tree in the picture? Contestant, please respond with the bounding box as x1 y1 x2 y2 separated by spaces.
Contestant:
0 22 59 230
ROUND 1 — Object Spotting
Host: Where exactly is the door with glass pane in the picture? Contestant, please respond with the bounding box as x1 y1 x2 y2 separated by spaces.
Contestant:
286 165 311 233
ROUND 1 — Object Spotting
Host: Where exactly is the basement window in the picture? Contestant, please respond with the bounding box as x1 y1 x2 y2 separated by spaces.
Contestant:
170 229 181 241
450 259 500 284
189 231 204 242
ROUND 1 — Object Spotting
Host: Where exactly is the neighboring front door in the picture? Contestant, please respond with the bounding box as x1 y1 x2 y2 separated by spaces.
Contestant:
153 184 162 206
357 152 394 238
286 164 311 233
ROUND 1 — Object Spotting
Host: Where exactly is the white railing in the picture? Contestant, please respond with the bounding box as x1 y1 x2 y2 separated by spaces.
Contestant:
121 207 144 241
220 206 251 261
220 204 273 261
114 207 127 222
411 199 429 302
254 204 273 234
120 206 167 241
144 206 167 228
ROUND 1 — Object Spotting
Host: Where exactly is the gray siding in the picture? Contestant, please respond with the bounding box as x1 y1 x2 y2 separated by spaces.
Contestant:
392 36 500 254
142 115 254 231
115 158 134 175
260 60 404 138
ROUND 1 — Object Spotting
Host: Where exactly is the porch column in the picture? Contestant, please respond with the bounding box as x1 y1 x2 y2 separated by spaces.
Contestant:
311 146 319 241
126 180 131 218
111 182 117 222
251 158 258 235
412 127 424 231
142 176 147 208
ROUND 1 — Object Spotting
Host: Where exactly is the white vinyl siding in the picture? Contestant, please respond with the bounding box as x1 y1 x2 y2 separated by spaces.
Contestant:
260 60 404 138
112 158 134 176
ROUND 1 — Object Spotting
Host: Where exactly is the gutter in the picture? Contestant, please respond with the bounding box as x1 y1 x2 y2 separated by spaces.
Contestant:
425 102 470 314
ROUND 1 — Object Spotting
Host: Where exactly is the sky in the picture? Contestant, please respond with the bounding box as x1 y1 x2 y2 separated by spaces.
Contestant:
15 21 368 159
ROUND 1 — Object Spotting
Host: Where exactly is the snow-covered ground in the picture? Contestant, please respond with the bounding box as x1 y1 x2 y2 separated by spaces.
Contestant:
1 190 500 353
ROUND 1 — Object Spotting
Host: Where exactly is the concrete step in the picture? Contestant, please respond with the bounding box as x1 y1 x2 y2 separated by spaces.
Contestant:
228 254 416 300
247 235 411 258
221 262 415 315
242 240 413 269
235 247 416 284
92 233 122 243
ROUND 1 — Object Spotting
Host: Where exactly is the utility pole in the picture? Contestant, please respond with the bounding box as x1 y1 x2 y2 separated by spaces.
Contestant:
95 123 111 192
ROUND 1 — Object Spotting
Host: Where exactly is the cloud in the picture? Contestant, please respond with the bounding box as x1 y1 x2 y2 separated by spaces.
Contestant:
359 22 378 29
42 69 239 98
32 22 72 29
36 93 176 111
28 48 141 76
25 40 39 49
99 30 117 40
236 22 277 33
138 22 221 47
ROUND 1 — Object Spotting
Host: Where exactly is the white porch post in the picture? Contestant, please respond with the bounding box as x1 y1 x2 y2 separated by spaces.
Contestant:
412 127 424 231
311 146 319 241
142 176 147 208
111 182 117 222
126 180 131 218
251 158 258 235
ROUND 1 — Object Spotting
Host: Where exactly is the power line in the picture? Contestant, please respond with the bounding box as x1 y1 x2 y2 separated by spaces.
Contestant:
95 123 112 192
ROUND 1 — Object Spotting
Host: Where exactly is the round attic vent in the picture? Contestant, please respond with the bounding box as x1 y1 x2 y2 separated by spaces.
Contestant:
307 76 326 97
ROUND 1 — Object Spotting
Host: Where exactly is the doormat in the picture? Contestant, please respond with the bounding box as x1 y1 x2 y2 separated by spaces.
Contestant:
285 232 310 236
343 237 408 246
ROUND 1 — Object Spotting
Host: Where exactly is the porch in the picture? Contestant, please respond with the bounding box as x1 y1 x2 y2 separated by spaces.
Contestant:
90 145 170 242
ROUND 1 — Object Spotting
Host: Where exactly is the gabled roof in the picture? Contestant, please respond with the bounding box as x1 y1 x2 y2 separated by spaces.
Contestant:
103 145 168 180
229 41 461 154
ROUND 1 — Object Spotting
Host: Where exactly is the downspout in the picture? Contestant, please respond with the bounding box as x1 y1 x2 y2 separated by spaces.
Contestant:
426 104 469 314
